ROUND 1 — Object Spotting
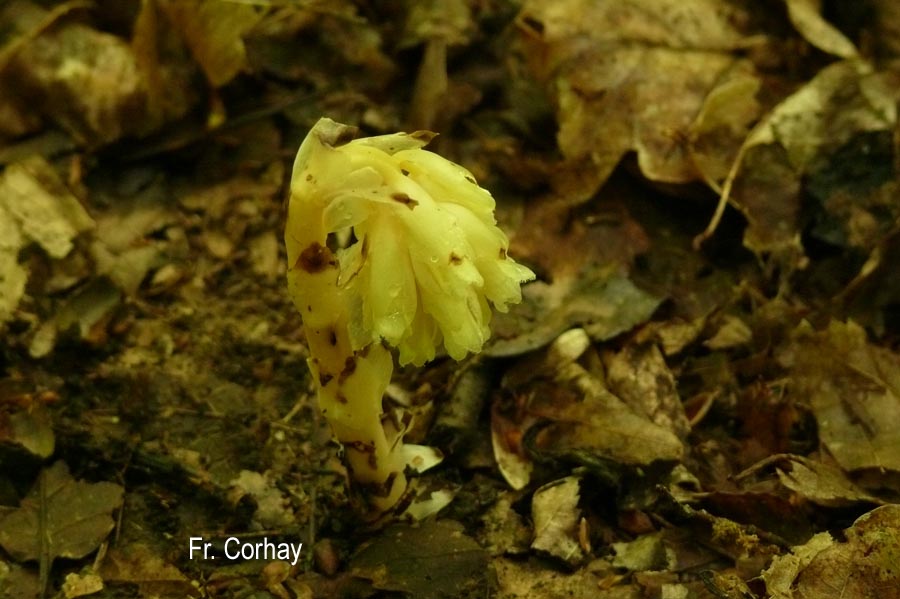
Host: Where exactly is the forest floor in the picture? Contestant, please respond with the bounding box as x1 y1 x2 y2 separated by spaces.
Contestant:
1 1 900 598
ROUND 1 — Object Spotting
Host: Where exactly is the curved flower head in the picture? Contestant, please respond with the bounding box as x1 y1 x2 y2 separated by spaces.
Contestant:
286 117 534 366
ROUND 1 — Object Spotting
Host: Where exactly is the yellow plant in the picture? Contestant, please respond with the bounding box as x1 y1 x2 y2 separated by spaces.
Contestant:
285 117 534 517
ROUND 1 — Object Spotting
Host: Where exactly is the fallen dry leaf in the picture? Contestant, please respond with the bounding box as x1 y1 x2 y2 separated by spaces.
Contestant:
762 531 833 599
0 200 28 325
0 155 93 260
765 505 900 599
157 0 262 88
491 189 659 357
711 60 899 260
531 476 585 565
5 405 55 458
774 455 883 508
611 532 669 572
784 0 858 58
503 329 684 478
350 520 488 599
0 155 94 329
518 0 761 195
3 1 153 145
0 461 123 564
604 342 691 440
787 319 900 473
99 543 196 597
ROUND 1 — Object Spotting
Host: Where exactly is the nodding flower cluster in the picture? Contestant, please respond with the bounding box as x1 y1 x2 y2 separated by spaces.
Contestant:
285 118 534 518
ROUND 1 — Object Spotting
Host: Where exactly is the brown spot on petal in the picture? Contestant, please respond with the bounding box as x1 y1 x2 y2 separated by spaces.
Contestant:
339 356 357 384
336 392 348 404
410 130 437 144
364 472 399 499
401 169 410 176
332 127 357 146
449 253 463 265
297 242 336 273
345 441 378 469
390 192 418 210
328 328 337 346
319 372 334 387
345 440 372 453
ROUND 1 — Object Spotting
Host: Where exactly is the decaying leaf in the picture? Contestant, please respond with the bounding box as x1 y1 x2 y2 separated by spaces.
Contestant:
158 0 262 88
703 314 753 350
611 532 669 572
531 476 585 565
518 0 760 195
89 180 177 296
604 343 690 440
2 1 153 145
806 129 899 253
6 405 55 458
784 0 858 58
130 0 197 128
763 505 900 599
490 273 662 357
657 492 782 565
774 455 883 507
491 402 535 491
528 368 685 469
99 544 196 597
350 520 488 599
0 155 94 329
715 60 899 260
42 278 122 352
687 70 762 186
0 156 93 260
0 560 43 599
502 329 684 485
787 320 900 473
495 557 623 599
762 531 833 599
60 571 103 598
0 461 124 564
0 201 28 326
